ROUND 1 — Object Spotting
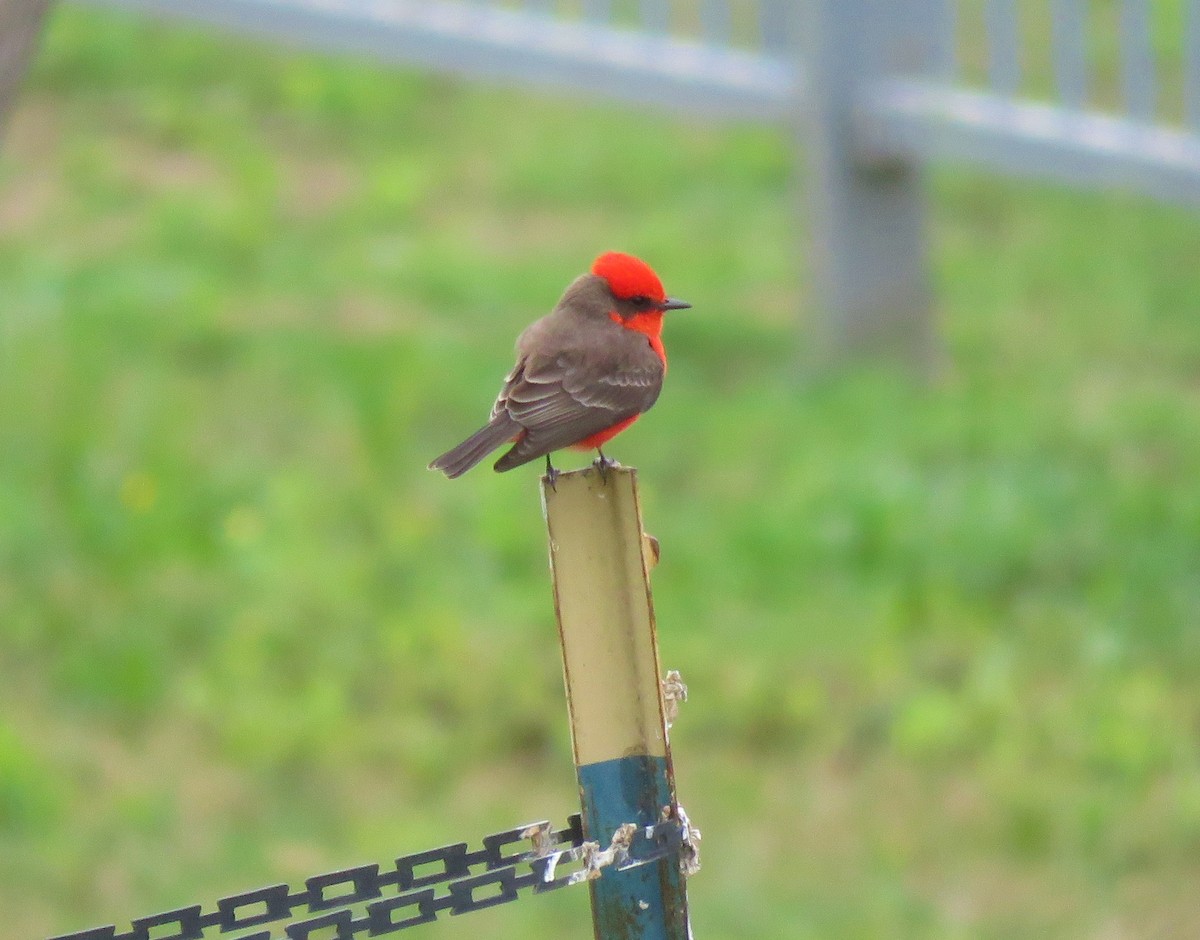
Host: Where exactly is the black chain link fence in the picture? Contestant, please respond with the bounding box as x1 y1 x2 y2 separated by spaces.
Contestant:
50 814 690 940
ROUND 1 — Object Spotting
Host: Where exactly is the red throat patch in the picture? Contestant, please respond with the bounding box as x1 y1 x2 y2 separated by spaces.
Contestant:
609 310 667 369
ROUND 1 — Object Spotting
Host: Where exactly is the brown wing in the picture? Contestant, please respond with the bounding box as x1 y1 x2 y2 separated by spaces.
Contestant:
491 347 663 471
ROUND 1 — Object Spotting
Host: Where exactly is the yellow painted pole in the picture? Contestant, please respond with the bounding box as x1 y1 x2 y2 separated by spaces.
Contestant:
542 465 688 940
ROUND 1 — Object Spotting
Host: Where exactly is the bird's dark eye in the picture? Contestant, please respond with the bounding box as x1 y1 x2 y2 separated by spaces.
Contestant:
630 295 653 307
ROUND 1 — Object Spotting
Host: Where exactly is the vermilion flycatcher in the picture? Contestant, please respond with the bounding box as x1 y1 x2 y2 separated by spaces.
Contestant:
429 252 690 479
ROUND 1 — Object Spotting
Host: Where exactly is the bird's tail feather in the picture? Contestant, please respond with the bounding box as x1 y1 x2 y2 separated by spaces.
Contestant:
492 439 544 473
429 417 520 479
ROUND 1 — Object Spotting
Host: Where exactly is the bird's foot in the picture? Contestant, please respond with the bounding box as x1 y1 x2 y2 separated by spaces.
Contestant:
544 455 560 491
593 450 620 483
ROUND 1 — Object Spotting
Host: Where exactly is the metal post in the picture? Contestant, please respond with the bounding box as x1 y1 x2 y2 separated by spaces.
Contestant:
0 0 53 143
800 0 936 366
542 466 688 940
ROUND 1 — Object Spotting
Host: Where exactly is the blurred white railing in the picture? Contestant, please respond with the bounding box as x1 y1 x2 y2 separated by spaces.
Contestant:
70 0 1200 356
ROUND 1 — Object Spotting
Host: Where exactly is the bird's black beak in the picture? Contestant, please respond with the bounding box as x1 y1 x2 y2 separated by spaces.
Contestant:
660 297 692 311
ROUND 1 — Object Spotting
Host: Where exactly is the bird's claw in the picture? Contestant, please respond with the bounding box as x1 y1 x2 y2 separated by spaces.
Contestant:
593 452 620 483
544 456 560 491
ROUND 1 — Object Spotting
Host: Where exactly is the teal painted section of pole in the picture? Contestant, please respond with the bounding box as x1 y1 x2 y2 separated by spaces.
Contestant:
578 756 686 939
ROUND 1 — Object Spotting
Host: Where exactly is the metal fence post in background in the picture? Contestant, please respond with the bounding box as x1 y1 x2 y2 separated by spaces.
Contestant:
800 0 937 366
542 466 689 940
0 0 55 142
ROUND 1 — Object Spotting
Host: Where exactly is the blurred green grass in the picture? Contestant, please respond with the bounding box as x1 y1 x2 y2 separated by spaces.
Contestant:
2 6 1200 938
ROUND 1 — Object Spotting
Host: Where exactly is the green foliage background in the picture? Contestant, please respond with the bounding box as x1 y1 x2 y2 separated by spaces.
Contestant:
2 7 1199 938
